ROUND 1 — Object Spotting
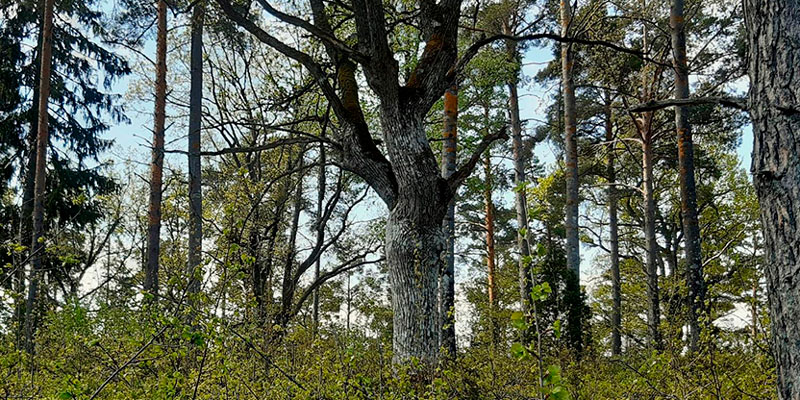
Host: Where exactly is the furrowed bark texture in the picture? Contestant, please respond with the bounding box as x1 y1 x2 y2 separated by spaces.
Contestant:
439 84 457 358
605 97 621 356
145 0 168 299
187 0 204 297
744 1 800 398
24 0 55 354
384 111 449 367
561 0 580 282
670 0 704 353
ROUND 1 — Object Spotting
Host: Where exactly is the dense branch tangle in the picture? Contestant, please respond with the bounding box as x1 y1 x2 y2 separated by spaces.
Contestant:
213 0 511 368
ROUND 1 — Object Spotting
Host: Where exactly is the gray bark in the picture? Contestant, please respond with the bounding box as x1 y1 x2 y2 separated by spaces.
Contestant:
384 111 449 368
671 0 704 353
506 39 532 317
187 0 204 298
439 84 457 358
744 1 800 398
145 0 167 300
642 130 663 350
561 0 580 283
313 141 326 335
24 0 55 354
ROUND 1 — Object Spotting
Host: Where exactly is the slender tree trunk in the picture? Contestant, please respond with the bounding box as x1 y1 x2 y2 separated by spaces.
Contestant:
505 37 532 317
312 141 326 336
16 0 45 345
670 0 704 353
483 145 498 346
605 95 622 356
642 129 663 350
439 84 457 358
560 0 583 352
744 2 800 398
484 151 496 309
24 0 55 354
187 0 205 298
145 0 168 300
561 0 580 283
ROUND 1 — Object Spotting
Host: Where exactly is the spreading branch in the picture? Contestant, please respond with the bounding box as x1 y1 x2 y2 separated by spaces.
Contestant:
447 126 509 195
629 96 748 112
451 33 670 81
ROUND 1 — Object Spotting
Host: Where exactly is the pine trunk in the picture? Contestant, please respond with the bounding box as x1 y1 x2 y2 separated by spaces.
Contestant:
484 151 496 309
187 0 204 298
670 0 704 353
561 0 580 283
744 1 800 398
24 0 55 354
642 130 663 350
439 84 457 358
145 0 168 300
506 43 532 316
605 96 622 356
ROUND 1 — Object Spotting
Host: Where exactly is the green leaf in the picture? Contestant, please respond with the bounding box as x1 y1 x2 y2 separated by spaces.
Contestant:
510 342 527 359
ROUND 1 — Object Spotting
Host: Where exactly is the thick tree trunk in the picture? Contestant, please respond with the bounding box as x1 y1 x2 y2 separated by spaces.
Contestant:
24 0 55 354
605 96 622 356
187 0 204 298
561 0 580 283
744 1 800 398
145 0 168 300
670 0 704 353
642 131 663 350
439 84 457 358
384 113 448 369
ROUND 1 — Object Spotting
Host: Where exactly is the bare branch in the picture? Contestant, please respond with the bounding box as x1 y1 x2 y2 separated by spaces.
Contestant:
629 96 748 113
447 126 509 195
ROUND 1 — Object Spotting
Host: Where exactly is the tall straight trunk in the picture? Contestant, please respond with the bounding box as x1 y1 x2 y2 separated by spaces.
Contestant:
505 36 532 317
145 0 168 300
560 0 580 283
439 84 457 358
639 13 662 351
744 1 800 398
605 95 622 356
670 0 704 353
642 129 662 350
16 0 45 344
187 0 204 298
312 141 326 335
560 0 583 351
484 150 496 309
24 0 55 354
